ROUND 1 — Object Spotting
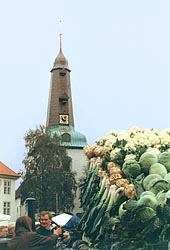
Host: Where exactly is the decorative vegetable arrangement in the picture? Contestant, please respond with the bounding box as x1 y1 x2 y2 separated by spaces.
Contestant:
78 127 170 250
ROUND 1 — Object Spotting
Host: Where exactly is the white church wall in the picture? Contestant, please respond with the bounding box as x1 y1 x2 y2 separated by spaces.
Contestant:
67 148 88 213
67 148 87 181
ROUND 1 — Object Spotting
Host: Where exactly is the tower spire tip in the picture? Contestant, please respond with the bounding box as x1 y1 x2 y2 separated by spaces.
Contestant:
59 19 62 35
58 19 63 51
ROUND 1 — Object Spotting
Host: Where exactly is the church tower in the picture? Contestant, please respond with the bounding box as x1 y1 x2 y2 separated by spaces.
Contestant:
46 33 88 198
46 33 74 128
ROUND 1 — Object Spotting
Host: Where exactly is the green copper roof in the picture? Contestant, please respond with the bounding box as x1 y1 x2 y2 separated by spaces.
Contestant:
47 125 88 148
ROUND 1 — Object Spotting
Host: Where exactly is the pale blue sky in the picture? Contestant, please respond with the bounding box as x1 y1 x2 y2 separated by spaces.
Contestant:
0 0 170 174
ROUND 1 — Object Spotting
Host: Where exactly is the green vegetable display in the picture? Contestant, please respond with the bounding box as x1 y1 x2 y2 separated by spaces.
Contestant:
139 152 158 174
158 150 170 172
142 174 162 191
78 127 170 250
149 162 167 177
164 172 170 182
150 179 170 195
137 194 158 209
122 159 141 178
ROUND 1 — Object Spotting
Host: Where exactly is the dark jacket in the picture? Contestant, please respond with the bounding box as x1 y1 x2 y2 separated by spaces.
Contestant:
7 226 58 250
62 215 80 233
36 225 53 236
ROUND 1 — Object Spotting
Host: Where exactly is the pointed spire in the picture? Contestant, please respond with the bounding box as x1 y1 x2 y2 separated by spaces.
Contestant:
59 19 62 52
59 32 62 52
51 20 70 71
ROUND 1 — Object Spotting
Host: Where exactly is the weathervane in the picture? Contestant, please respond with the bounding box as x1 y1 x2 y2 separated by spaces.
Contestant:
59 19 62 35
59 19 63 50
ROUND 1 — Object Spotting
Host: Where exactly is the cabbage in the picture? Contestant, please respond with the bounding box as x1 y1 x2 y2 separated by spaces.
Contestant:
134 206 156 224
164 172 170 183
156 189 170 206
156 190 167 206
149 163 167 178
158 151 170 172
139 152 158 174
150 179 170 194
122 159 141 178
140 191 156 198
142 174 162 191
165 189 170 199
137 194 158 209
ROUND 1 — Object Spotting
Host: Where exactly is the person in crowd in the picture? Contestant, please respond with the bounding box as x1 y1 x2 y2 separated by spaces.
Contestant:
62 214 80 234
35 221 41 231
7 215 62 250
36 211 55 236
61 214 82 248
7 223 15 238
0 225 8 238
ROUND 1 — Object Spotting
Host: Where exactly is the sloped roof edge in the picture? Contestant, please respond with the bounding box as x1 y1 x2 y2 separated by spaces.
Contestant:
0 161 20 178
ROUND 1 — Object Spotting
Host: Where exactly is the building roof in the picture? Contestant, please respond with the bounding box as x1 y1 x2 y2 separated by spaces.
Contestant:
0 161 20 178
48 125 88 148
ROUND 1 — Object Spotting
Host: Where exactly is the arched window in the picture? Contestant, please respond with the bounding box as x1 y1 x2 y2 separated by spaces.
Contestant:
63 156 72 171
62 133 71 142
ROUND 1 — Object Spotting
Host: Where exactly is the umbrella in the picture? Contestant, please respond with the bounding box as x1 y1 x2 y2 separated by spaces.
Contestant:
52 213 72 226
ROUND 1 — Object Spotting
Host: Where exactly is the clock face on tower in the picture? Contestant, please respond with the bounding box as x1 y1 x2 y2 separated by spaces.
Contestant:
59 114 69 124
